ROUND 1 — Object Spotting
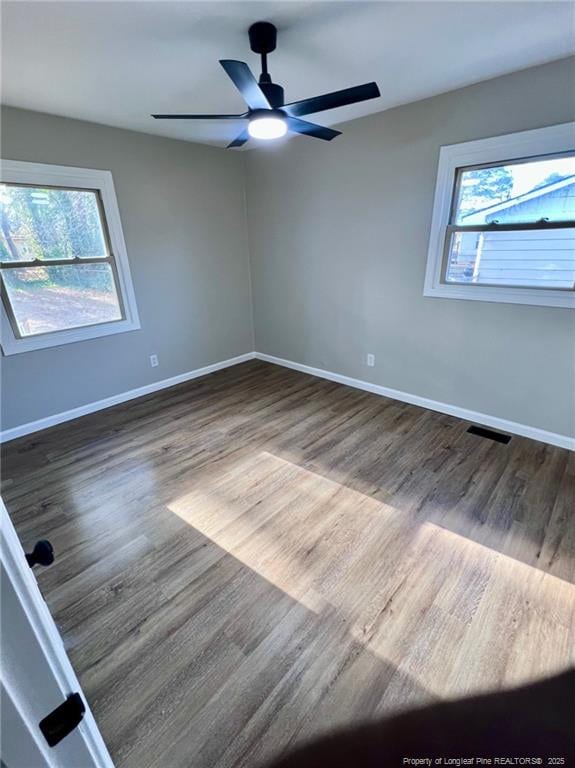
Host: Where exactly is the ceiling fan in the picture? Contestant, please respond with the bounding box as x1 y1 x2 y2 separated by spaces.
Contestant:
152 21 381 148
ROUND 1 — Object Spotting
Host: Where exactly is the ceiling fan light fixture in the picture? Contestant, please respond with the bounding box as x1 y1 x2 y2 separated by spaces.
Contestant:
248 112 287 140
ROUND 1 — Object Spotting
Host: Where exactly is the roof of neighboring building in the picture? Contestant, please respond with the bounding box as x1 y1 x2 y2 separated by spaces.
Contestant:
462 174 575 224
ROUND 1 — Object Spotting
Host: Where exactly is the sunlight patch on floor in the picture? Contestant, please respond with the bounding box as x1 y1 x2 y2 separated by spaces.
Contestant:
167 450 399 610
167 449 575 699
360 520 575 698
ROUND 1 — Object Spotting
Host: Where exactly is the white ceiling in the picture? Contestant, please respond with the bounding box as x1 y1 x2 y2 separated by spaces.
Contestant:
2 1 574 149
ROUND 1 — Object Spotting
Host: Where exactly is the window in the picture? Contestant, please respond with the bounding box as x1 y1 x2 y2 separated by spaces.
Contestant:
424 123 575 308
1 160 140 354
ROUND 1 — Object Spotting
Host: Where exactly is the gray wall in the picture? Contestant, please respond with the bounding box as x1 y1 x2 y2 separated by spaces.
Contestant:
3 58 574 438
1 107 254 430
245 57 575 438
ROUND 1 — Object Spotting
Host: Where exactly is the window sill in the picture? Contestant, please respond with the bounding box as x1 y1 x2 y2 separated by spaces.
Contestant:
1 316 141 355
423 281 575 309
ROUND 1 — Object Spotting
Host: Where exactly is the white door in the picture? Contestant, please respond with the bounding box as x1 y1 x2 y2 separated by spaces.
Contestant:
1 499 114 768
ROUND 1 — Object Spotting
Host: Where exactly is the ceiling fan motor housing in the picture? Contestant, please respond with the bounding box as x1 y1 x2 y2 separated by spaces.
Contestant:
248 21 277 54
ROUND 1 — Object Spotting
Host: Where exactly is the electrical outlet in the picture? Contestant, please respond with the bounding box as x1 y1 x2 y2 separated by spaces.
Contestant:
150 354 159 368
367 353 375 367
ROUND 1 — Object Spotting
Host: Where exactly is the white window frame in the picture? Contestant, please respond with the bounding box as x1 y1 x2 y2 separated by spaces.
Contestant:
1 159 140 355
423 122 575 309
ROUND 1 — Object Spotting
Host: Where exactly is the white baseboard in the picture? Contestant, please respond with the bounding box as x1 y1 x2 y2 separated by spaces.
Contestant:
0 352 256 443
3 349 573 451
255 352 575 452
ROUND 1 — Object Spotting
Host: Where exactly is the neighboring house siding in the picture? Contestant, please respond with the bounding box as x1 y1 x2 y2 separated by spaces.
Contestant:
474 229 573 287
453 179 575 287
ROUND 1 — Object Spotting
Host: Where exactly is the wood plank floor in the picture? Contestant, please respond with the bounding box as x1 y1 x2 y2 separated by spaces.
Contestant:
3 360 574 768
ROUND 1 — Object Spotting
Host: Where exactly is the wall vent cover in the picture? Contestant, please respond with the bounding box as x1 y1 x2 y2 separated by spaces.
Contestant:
467 425 511 444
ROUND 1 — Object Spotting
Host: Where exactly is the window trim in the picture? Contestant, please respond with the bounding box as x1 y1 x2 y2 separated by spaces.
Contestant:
1 160 140 355
423 122 575 309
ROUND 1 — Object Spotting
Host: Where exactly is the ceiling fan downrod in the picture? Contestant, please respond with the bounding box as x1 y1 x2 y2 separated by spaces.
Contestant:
248 21 284 108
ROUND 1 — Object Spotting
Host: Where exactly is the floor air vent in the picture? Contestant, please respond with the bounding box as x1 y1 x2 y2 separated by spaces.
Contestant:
467 425 511 444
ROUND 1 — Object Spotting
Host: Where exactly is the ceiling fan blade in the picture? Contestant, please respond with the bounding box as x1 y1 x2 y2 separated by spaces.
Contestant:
152 113 247 120
286 116 341 142
227 129 250 149
220 60 271 111
283 82 380 118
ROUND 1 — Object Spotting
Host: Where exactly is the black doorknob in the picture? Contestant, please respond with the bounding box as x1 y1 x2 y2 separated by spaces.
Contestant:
25 540 55 568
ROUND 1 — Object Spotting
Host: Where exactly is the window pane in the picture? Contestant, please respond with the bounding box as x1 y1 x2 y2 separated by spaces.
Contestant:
445 228 575 289
1 263 123 336
454 155 575 225
0 184 108 262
